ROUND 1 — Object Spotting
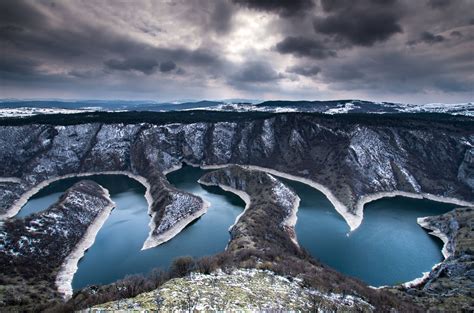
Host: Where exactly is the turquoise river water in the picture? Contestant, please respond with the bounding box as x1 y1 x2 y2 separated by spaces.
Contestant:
16 165 456 288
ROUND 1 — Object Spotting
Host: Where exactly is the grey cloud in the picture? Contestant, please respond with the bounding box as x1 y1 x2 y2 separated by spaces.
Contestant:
450 31 462 38
159 61 177 73
313 9 402 46
0 0 46 29
322 66 365 81
230 61 281 84
210 1 234 33
320 50 473 94
408 31 446 45
0 55 72 84
275 36 336 59
427 0 452 9
68 69 105 79
420 31 445 43
0 0 473 103
172 48 220 67
321 0 397 12
181 0 235 35
0 24 24 34
105 58 159 75
232 0 314 16
0 56 40 77
286 64 321 77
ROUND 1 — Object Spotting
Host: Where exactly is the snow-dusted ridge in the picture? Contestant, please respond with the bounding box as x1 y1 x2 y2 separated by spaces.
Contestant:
199 165 301 247
56 185 115 298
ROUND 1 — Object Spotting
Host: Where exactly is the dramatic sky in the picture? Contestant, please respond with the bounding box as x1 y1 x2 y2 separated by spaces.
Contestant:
0 0 473 103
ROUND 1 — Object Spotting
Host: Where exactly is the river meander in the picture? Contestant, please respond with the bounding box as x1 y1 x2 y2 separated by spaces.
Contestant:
16 166 456 288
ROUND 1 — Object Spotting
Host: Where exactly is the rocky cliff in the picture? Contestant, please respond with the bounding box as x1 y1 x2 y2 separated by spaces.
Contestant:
0 113 472 243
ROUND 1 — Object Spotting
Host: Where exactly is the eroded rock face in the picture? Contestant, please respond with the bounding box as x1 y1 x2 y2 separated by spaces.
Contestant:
0 113 472 245
0 180 114 310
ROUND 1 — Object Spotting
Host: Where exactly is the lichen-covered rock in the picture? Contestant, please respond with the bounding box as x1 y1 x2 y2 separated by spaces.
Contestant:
90 269 374 312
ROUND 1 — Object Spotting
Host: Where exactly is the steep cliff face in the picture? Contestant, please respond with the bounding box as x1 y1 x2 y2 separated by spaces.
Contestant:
0 180 114 310
0 113 472 233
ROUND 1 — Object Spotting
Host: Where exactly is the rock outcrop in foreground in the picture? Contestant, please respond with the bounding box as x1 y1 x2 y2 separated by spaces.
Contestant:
0 180 114 310
91 269 374 312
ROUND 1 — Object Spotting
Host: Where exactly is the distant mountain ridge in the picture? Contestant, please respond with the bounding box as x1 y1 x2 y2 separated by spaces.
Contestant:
0 99 472 117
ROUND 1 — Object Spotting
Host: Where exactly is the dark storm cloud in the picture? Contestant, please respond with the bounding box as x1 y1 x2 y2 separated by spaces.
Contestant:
286 64 321 77
0 55 72 85
232 0 314 16
313 7 403 46
420 31 445 44
0 56 40 77
0 25 24 34
159 61 177 73
450 31 462 38
275 36 336 59
180 0 236 35
320 0 397 12
0 0 46 29
170 48 220 67
209 1 234 33
104 58 159 75
320 50 473 93
427 0 452 9
230 61 280 83
0 0 226 84
68 69 105 79
0 0 473 103
0 2 146 60
407 31 446 46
